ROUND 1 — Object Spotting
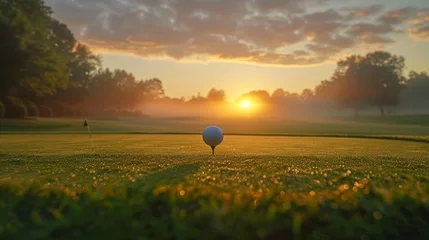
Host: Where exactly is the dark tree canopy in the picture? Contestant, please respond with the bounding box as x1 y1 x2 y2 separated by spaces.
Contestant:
314 51 407 116
237 90 271 104
0 0 69 97
207 88 226 102
400 71 429 110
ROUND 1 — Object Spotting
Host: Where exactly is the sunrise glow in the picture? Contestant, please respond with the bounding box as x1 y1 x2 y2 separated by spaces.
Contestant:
242 100 250 108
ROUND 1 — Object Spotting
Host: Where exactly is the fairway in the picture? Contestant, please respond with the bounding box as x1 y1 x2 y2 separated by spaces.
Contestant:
3 0 429 238
3 116 429 136
1 134 429 239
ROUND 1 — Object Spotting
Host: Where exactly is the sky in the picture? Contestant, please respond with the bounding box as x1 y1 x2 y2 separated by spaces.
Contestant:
45 0 429 101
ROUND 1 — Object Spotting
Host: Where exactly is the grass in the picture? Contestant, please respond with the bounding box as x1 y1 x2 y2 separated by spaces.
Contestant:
2 115 429 136
346 114 429 126
0 134 429 239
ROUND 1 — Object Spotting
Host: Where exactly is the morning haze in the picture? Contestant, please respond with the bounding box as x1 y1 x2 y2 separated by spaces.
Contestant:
42 0 429 103
1 1 429 239
3 0 428 121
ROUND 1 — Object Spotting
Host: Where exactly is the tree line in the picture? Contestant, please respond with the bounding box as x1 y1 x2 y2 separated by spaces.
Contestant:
1 0 428 119
228 52 429 118
0 0 166 118
313 52 429 116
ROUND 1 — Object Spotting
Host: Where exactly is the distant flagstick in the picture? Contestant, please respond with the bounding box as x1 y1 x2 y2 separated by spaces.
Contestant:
84 119 92 143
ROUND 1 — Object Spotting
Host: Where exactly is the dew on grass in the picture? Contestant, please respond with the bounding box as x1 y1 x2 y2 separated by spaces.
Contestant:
1 134 429 237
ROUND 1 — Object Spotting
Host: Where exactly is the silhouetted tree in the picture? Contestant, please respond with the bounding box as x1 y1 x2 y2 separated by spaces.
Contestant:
141 78 165 101
271 88 287 100
400 71 429 110
323 51 406 116
50 21 101 104
314 80 336 102
0 0 69 97
188 95 206 104
86 69 165 112
237 90 271 104
361 51 406 116
207 88 226 102
300 89 314 101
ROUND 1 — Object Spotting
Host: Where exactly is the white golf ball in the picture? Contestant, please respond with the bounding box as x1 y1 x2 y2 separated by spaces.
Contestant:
202 126 224 147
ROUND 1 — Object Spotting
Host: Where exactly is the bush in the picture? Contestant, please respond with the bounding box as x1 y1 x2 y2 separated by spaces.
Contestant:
0 101 4 118
39 105 54 117
3 97 28 119
50 101 74 117
72 109 84 117
25 101 39 117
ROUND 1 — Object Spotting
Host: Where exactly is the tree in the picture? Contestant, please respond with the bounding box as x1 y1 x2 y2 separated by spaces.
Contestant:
400 71 429 110
58 44 101 104
361 51 406 116
300 89 314 101
141 78 165 101
271 88 287 100
88 68 114 111
333 55 370 115
207 88 226 102
50 20 101 104
0 0 168 118
328 51 406 116
0 0 70 98
50 19 76 56
87 68 165 112
314 80 336 101
188 94 206 104
237 90 271 104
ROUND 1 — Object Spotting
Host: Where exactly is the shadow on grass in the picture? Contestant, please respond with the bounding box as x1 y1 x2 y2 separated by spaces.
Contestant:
138 163 201 189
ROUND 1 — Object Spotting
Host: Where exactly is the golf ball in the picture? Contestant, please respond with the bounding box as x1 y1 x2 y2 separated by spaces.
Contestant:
202 126 224 147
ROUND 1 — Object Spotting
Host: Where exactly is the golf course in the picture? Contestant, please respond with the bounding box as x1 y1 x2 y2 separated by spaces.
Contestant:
3 0 429 238
1 117 429 239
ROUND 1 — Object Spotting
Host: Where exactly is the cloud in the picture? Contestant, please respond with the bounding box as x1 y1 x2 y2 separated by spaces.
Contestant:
345 7 421 46
44 0 428 66
379 7 417 25
344 4 384 18
306 43 343 55
304 8 344 22
347 23 395 45
408 8 429 41
236 15 306 50
251 0 307 14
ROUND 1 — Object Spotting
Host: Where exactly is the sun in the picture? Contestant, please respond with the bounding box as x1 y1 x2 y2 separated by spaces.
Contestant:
241 100 250 108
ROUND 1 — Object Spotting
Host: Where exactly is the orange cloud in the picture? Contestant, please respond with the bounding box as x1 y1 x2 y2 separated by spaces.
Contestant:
353 5 383 17
45 0 428 66
408 9 429 41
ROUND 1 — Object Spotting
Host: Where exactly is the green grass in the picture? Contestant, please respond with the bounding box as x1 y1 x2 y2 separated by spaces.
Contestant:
2 115 429 136
342 114 429 126
0 134 429 239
